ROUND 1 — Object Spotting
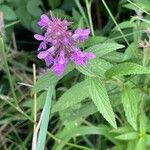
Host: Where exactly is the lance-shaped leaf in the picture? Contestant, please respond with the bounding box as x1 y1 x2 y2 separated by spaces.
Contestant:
105 62 150 78
88 77 117 129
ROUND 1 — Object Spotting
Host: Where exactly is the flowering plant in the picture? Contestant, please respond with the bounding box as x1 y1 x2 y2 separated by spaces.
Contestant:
34 15 95 76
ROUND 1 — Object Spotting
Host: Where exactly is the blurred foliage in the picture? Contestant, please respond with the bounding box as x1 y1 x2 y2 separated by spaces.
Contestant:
0 0 150 150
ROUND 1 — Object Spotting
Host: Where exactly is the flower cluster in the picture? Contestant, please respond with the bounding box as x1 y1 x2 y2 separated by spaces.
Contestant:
34 14 96 76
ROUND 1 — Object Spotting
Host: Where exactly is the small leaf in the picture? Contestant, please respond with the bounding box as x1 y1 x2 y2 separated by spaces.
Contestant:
86 42 125 57
27 0 42 17
0 5 17 21
88 77 117 129
105 62 150 79
112 21 135 31
122 84 138 130
52 80 89 112
115 132 138 140
85 36 107 47
31 64 74 94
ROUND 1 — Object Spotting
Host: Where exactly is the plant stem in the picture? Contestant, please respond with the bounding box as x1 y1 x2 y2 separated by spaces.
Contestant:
0 38 18 106
33 64 37 131
101 0 129 45
75 0 89 27
127 0 150 16
85 0 95 36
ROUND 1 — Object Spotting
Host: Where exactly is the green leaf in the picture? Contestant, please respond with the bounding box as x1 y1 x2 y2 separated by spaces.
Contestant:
88 77 117 129
135 137 146 150
0 5 17 21
52 80 89 112
105 62 150 79
53 125 121 150
136 0 150 12
32 64 74 94
122 84 138 130
86 42 125 57
139 112 147 134
37 86 53 150
103 51 124 62
115 132 138 140
0 0 4 4
112 21 135 31
76 58 112 77
48 0 61 8
15 6 32 30
63 101 98 122
23 92 47 110
85 36 107 47
27 0 42 17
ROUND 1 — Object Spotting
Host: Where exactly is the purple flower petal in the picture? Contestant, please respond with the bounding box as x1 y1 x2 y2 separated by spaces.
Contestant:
73 28 90 41
34 34 44 41
51 63 66 76
37 50 53 66
37 51 49 59
38 14 50 28
85 52 96 59
38 42 47 51
71 50 86 65
44 55 53 66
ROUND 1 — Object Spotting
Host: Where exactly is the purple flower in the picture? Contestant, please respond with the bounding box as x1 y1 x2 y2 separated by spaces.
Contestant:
51 54 68 76
37 50 53 66
34 15 96 76
73 28 90 41
71 48 96 65
38 14 50 28
34 34 47 50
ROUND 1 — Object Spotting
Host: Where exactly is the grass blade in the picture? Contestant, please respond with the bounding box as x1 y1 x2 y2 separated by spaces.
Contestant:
37 86 53 150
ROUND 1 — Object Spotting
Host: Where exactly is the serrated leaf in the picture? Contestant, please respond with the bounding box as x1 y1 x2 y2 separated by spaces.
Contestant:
31 64 73 94
86 43 125 57
122 85 138 130
0 5 17 21
76 58 113 77
105 62 150 79
88 77 117 129
103 51 124 62
52 80 89 113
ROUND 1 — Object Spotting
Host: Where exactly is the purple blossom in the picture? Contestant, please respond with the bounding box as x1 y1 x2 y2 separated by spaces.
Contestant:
71 49 95 65
73 28 90 41
34 34 47 50
34 14 96 76
37 50 53 66
38 14 50 28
